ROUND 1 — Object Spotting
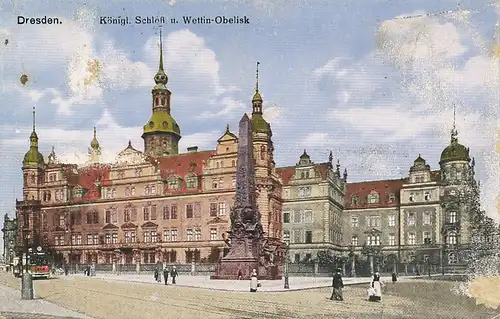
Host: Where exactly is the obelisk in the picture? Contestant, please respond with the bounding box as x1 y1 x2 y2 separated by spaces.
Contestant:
211 113 264 280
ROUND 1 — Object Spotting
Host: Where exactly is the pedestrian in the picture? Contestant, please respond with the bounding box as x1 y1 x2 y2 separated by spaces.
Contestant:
91 263 95 277
330 268 344 301
154 268 159 282
392 272 397 285
64 263 69 276
369 272 384 302
250 269 258 292
170 266 178 284
163 267 169 285
237 269 243 280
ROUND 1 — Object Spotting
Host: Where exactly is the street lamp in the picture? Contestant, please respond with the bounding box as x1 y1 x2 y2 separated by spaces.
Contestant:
21 232 33 300
284 232 290 289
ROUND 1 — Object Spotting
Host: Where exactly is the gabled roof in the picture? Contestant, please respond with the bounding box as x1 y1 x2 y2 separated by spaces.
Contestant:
141 221 158 229
103 223 119 230
276 162 331 185
121 222 138 229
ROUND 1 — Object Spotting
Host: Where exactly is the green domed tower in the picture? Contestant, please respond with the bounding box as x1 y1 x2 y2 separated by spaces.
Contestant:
22 107 44 201
142 29 181 157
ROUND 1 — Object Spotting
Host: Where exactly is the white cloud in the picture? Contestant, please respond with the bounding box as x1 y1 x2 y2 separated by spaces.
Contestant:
301 132 330 148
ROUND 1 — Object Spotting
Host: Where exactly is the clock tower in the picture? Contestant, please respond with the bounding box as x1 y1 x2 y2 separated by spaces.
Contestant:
142 29 181 157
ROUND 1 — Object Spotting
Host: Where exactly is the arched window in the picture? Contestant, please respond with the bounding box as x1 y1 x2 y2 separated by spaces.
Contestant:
367 191 380 204
231 160 235 167
351 195 360 205
260 145 266 160
447 232 457 245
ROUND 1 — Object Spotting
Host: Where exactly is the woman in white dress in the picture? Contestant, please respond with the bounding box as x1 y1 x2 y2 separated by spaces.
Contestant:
369 272 384 302
250 269 258 292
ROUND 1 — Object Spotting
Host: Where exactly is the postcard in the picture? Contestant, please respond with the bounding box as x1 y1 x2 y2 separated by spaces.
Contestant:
0 0 499 318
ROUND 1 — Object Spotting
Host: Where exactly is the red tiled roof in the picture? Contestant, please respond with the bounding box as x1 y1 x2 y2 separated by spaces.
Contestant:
276 162 331 185
149 150 215 194
345 178 406 209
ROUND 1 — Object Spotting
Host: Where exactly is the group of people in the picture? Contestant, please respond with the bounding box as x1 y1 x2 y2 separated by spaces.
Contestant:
83 263 96 277
154 266 178 285
330 269 398 302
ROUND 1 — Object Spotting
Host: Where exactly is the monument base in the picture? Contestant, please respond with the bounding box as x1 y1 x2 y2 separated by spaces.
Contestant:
210 257 282 280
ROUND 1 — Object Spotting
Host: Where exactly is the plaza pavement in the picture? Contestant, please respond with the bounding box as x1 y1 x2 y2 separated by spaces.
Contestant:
0 280 91 319
87 272 421 291
0 271 498 319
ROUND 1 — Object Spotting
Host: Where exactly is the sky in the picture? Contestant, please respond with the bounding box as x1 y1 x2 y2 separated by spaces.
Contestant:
0 0 499 256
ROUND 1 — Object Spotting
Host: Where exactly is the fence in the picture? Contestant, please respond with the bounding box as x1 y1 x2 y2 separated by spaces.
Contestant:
66 261 469 277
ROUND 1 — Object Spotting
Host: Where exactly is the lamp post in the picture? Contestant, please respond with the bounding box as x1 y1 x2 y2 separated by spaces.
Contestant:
284 232 290 289
21 232 33 300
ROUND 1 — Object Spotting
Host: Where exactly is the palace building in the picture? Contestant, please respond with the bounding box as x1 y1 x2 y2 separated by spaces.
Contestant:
13 33 484 272
15 34 283 267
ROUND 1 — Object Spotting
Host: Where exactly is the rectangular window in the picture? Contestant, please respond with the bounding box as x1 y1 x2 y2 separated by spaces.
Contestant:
448 211 457 223
71 234 77 245
194 228 201 241
388 234 396 246
210 203 218 217
112 233 118 244
143 206 150 221
351 216 358 228
111 209 117 223
130 231 136 243
283 212 290 223
59 215 65 227
171 205 178 219
151 185 156 195
93 211 99 224
408 233 416 245
194 203 201 218
87 234 93 245
186 229 193 241
423 212 432 225
163 229 170 242
293 230 302 243
294 211 302 223
408 213 416 227
303 210 313 223
294 254 300 263
151 232 158 243
105 210 111 224
210 228 217 240
124 232 131 243
424 191 431 201
144 231 151 243
151 205 157 220
124 208 131 222
105 233 111 244
388 215 396 227
351 236 358 246
171 229 178 241
93 234 98 245
305 231 312 244
163 206 170 220
423 232 431 244
186 204 193 218
218 202 226 216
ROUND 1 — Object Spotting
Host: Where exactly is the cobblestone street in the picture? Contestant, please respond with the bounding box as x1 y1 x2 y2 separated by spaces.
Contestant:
0 272 499 319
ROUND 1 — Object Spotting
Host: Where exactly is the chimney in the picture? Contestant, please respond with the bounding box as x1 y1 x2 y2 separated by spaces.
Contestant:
187 146 198 153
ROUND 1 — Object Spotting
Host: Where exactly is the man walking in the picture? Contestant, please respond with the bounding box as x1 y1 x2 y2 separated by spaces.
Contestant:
170 266 178 284
330 268 344 301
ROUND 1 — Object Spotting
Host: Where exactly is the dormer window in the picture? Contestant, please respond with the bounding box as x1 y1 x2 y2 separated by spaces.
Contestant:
351 195 360 205
367 191 379 204
167 176 180 190
388 193 396 203
186 174 198 189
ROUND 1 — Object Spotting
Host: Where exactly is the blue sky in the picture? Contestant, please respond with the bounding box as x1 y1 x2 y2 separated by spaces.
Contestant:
1 0 499 255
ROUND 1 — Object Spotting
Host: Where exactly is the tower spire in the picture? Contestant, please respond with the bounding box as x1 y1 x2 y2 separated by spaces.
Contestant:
32 106 36 132
153 27 168 87
159 27 164 71
255 61 260 93
451 104 458 142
